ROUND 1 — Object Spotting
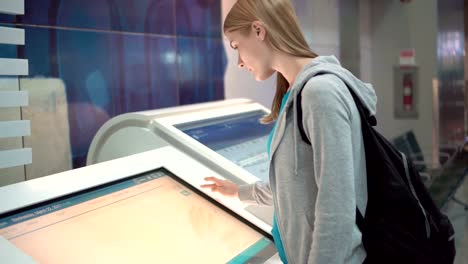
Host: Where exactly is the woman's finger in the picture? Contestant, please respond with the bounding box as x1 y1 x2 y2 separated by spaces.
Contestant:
204 176 223 184
200 183 216 188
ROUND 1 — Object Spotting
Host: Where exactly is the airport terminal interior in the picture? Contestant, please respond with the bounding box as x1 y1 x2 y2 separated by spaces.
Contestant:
0 0 467 263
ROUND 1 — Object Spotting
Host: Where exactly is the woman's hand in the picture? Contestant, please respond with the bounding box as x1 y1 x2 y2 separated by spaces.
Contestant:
201 177 239 198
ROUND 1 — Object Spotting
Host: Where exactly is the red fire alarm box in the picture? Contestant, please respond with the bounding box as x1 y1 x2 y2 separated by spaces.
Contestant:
394 66 418 118
402 73 414 111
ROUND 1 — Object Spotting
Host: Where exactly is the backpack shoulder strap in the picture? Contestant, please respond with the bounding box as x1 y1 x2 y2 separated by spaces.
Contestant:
296 74 377 146
296 84 311 145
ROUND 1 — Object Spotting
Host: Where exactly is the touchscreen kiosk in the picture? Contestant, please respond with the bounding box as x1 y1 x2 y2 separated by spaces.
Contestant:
0 147 278 263
176 110 273 182
86 99 275 226
87 99 254 165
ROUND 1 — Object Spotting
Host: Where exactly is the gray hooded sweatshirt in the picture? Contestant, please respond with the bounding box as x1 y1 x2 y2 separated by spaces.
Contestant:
238 56 378 263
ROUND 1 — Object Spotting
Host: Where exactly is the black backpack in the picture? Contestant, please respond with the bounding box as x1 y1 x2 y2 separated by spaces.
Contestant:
296 74 456 264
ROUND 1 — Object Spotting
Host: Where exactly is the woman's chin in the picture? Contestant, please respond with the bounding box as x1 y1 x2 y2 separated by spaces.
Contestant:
254 72 275 82
254 75 263 81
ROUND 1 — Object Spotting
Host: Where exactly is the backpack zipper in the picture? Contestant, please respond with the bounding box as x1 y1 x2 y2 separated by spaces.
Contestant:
401 152 431 238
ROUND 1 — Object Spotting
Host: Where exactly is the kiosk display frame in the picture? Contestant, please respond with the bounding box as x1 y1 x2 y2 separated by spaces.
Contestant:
153 103 273 185
0 147 276 263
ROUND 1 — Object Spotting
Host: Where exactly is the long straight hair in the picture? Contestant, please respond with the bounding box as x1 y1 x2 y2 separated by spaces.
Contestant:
224 0 318 123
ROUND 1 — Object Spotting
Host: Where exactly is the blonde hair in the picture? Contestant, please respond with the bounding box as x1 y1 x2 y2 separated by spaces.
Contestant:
224 0 317 123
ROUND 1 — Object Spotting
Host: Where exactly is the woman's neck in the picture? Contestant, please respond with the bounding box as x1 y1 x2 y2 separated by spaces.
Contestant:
272 52 314 86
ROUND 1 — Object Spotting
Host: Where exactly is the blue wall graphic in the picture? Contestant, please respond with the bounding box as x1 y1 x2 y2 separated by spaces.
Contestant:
0 0 227 168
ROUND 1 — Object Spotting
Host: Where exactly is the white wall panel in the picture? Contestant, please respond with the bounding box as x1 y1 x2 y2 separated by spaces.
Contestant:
0 0 24 15
0 0 28 185
0 59 28 76
0 27 25 45
0 91 28 107
0 120 30 138
0 148 32 169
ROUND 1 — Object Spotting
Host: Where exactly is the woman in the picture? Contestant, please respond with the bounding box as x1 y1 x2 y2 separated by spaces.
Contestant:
202 0 378 263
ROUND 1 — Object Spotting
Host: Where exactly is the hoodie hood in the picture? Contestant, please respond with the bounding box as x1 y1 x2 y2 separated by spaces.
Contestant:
286 55 378 117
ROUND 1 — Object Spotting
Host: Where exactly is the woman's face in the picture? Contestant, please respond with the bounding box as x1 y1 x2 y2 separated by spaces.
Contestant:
225 23 275 81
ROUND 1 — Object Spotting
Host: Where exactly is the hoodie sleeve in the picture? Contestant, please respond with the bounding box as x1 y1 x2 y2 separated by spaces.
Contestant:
238 182 273 206
301 76 357 263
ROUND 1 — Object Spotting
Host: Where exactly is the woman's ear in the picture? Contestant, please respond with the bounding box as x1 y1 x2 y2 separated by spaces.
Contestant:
251 21 266 41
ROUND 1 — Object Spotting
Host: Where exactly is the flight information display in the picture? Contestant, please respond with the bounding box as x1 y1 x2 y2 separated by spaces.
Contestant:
0 168 276 264
177 111 274 182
